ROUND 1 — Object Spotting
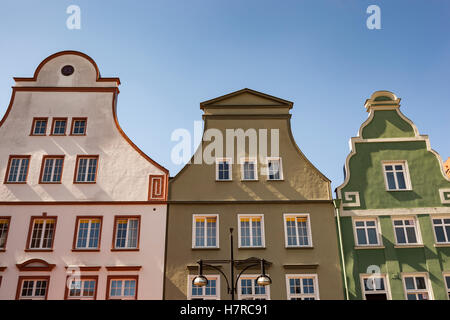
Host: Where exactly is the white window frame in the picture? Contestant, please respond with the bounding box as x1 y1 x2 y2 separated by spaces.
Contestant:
240 157 258 181
237 214 265 248
192 214 219 249
360 273 391 300
353 217 382 247
266 157 283 181
75 218 101 249
7 157 30 183
41 157 64 183
283 213 313 248
285 274 320 300
237 274 271 300
18 278 49 300
114 217 139 249
75 156 98 183
187 275 220 300
216 158 232 181
402 273 432 300
431 216 450 244
382 161 412 191
392 216 422 246
443 273 450 300
67 278 97 300
29 218 56 249
108 278 137 300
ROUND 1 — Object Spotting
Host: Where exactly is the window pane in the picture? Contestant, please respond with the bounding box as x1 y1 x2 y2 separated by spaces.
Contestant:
386 172 396 190
405 227 417 244
252 219 262 246
434 226 446 243
195 219 205 247
0 220 9 249
396 171 407 189
415 277 426 290
404 277 415 290
206 218 216 247
356 228 367 245
297 217 309 246
395 227 406 244
126 219 138 248
77 159 87 182
240 219 250 247
367 228 378 245
87 159 97 182
286 219 297 246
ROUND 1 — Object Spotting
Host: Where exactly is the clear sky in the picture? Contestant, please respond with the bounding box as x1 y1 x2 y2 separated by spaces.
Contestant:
0 0 449 192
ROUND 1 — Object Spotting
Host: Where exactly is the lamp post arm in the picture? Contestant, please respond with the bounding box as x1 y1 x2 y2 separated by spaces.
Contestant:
233 263 259 293
202 263 232 294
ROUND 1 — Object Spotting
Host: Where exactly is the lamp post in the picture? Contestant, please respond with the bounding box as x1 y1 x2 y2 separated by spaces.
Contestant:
192 228 272 300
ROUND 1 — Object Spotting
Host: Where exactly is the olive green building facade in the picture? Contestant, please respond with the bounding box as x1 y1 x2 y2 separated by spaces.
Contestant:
336 91 450 300
164 89 344 300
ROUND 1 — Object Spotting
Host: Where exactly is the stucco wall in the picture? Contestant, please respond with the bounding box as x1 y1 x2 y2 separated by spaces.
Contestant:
0 204 167 299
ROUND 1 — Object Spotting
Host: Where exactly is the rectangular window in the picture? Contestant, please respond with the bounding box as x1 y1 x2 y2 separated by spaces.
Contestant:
393 217 420 245
284 214 312 247
383 161 411 191
5 156 30 183
286 274 319 300
0 217 11 250
40 156 64 183
241 158 257 180
238 215 264 248
216 158 232 181
193 215 218 248
361 274 389 300
74 155 98 183
31 118 48 136
354 218 381 246
51 118 67 135
107 277 138 300
66 277 97 300
444 274 450 299
27 217 57 250
17 277 49 300
238 275 270 300
113 216 140 250
74 217 102 250
71 118 87 135
267 158 283 180
403 274 431 300
188 275 220 300
432 217 450 244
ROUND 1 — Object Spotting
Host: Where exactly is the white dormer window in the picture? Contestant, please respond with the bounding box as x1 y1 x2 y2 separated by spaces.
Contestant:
382 161 411 191
267 157 283 180
216 158 232 181
241 158 257 181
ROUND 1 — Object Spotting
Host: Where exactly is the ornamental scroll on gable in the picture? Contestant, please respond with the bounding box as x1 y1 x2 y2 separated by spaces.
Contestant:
342 192 361 207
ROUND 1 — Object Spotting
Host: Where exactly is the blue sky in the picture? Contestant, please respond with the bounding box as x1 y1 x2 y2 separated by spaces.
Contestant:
0 0 449 192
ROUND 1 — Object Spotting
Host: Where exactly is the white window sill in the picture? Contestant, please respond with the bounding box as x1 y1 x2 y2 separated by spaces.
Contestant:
394 244 424 248
285 246 314 249
241 179 259 182
385 189 413 192
238 246 266 249
434 243 450 247
191 247 220 250
216 179 232 182
355 245 385 249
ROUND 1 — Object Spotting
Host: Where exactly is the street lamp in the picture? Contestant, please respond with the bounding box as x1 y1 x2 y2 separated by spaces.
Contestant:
192 228 272 300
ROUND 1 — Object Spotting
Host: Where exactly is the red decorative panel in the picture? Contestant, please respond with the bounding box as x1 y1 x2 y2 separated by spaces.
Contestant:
149 175 166 201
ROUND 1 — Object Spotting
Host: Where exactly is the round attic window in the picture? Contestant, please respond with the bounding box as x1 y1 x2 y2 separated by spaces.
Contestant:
61 65 74 76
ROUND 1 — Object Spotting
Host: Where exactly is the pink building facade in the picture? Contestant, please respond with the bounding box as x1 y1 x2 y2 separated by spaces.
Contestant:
0 51 168 299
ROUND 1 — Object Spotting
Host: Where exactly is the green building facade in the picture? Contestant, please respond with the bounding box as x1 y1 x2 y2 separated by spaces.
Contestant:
336 90 450 300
